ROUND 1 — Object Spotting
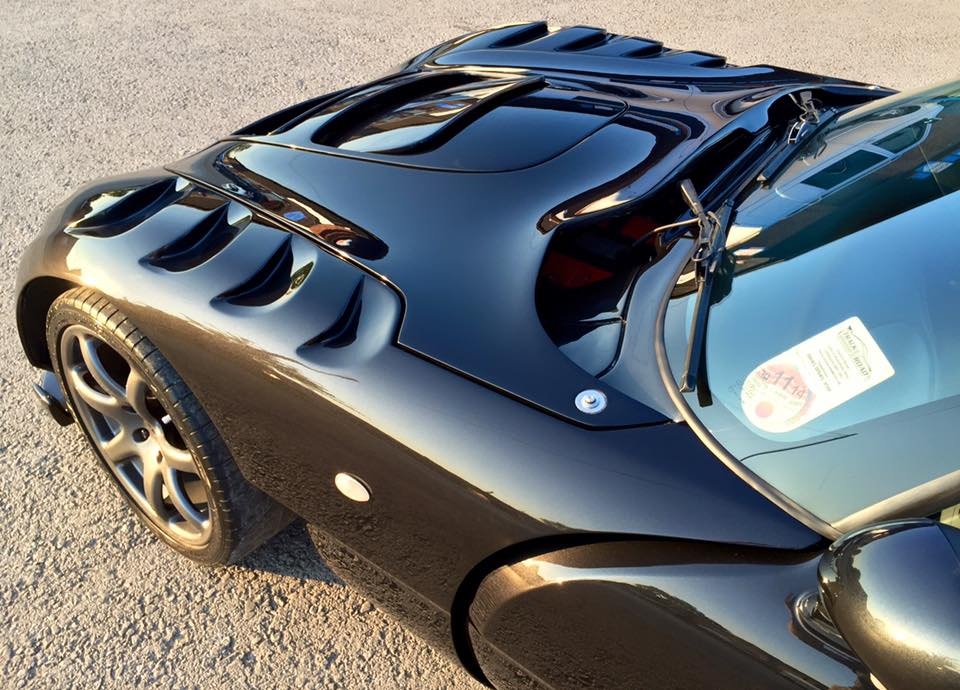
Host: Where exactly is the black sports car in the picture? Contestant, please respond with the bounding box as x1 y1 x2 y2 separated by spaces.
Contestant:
15 21 960 690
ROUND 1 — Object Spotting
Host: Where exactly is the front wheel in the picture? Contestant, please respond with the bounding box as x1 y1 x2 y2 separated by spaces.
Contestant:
47 287 292 564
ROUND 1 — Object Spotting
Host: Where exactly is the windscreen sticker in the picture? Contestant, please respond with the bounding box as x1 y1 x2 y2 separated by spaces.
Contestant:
740 317 894 433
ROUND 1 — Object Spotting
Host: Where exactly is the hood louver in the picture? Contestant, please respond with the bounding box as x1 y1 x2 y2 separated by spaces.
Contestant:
146 203 249 272
431 22 727 72
311 74 546 154
309 71 478 147
236 69 625 172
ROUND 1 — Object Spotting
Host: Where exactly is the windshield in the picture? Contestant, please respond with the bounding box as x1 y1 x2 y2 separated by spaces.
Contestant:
663 80 960 529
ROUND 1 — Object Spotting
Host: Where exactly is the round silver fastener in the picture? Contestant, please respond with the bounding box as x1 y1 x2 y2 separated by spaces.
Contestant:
575 389 607 414
334 472 371 502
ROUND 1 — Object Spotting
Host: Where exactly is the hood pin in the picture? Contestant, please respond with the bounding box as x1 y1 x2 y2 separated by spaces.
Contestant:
575 389 607 414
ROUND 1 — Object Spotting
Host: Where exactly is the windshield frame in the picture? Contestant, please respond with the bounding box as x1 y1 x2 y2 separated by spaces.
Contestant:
657 230 960 536
656 80 960 537
653 236 841 539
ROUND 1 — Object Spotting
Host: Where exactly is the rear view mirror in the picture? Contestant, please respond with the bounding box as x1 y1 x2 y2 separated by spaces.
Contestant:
818 519 960 690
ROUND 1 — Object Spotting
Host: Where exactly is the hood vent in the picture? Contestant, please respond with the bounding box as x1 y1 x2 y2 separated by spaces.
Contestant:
431 22 727 72
309 71 479 148
246 70 625 172
314 74 546 155
299 277 365 351
232 90 348 137
307 72 553 153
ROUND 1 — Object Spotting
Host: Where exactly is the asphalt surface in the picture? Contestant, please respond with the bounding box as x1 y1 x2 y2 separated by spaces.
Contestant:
1 1 959 688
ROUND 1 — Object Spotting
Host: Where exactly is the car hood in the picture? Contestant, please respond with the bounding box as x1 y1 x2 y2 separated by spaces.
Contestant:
168 23 888 427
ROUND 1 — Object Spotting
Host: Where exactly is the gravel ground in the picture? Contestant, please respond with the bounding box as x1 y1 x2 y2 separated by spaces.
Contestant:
1 1 958 689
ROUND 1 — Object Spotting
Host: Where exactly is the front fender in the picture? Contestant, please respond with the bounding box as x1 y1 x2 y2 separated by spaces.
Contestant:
15 168 176 367
14 166 383 370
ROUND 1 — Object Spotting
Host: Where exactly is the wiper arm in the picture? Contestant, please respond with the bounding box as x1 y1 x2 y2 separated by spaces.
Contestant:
756 110 838 187
787 90 828 145
677 180 732 406
756 90 839 188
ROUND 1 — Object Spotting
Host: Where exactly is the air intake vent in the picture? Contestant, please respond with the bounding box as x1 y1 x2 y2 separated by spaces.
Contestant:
215 235 299 307
486 22 551 48
244 55 630 172
68 178 181 237
254 70 622 172
146 203 249 272
371 76 546 155
233 90 348 137
299 277 364 350
510 25 609 52
556 29 612 52
309 71 479 148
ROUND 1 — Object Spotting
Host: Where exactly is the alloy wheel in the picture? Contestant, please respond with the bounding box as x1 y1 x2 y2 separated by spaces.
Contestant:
59 324 212 545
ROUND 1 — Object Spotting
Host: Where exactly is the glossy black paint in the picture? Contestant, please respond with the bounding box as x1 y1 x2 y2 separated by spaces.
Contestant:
14 23 912 690
169 140 667 428
15 168 820 565
471 540 870 689
169 23 885 429
819 520 960 690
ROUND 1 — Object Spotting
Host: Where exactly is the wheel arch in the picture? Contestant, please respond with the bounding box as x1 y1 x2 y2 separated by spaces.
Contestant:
17 275 82 369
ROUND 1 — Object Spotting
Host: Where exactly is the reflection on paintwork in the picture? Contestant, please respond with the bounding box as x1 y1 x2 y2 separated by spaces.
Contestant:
13 23 920 689
67 187 138 227
473 541 867 689
211 145 389 261
263 72 628 172
820 520 960 689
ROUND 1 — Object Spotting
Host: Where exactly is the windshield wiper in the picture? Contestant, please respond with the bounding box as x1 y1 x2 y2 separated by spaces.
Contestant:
677 179 733 407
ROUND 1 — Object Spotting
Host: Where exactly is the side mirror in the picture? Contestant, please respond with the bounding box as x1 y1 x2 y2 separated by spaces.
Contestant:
818 519 960 690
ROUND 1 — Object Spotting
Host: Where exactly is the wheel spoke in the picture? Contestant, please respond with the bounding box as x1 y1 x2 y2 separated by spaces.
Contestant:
67 366 122 417
163 467 206 529
159 440 195 473
124 368 161 432
77 334 126 400
141 459 166 517
101 428 138 464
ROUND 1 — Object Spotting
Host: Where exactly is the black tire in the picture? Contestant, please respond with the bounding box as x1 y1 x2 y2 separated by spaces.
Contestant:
46 287 293 565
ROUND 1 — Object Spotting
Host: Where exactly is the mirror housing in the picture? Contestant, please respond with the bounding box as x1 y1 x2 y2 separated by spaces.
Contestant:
819 519 960 690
